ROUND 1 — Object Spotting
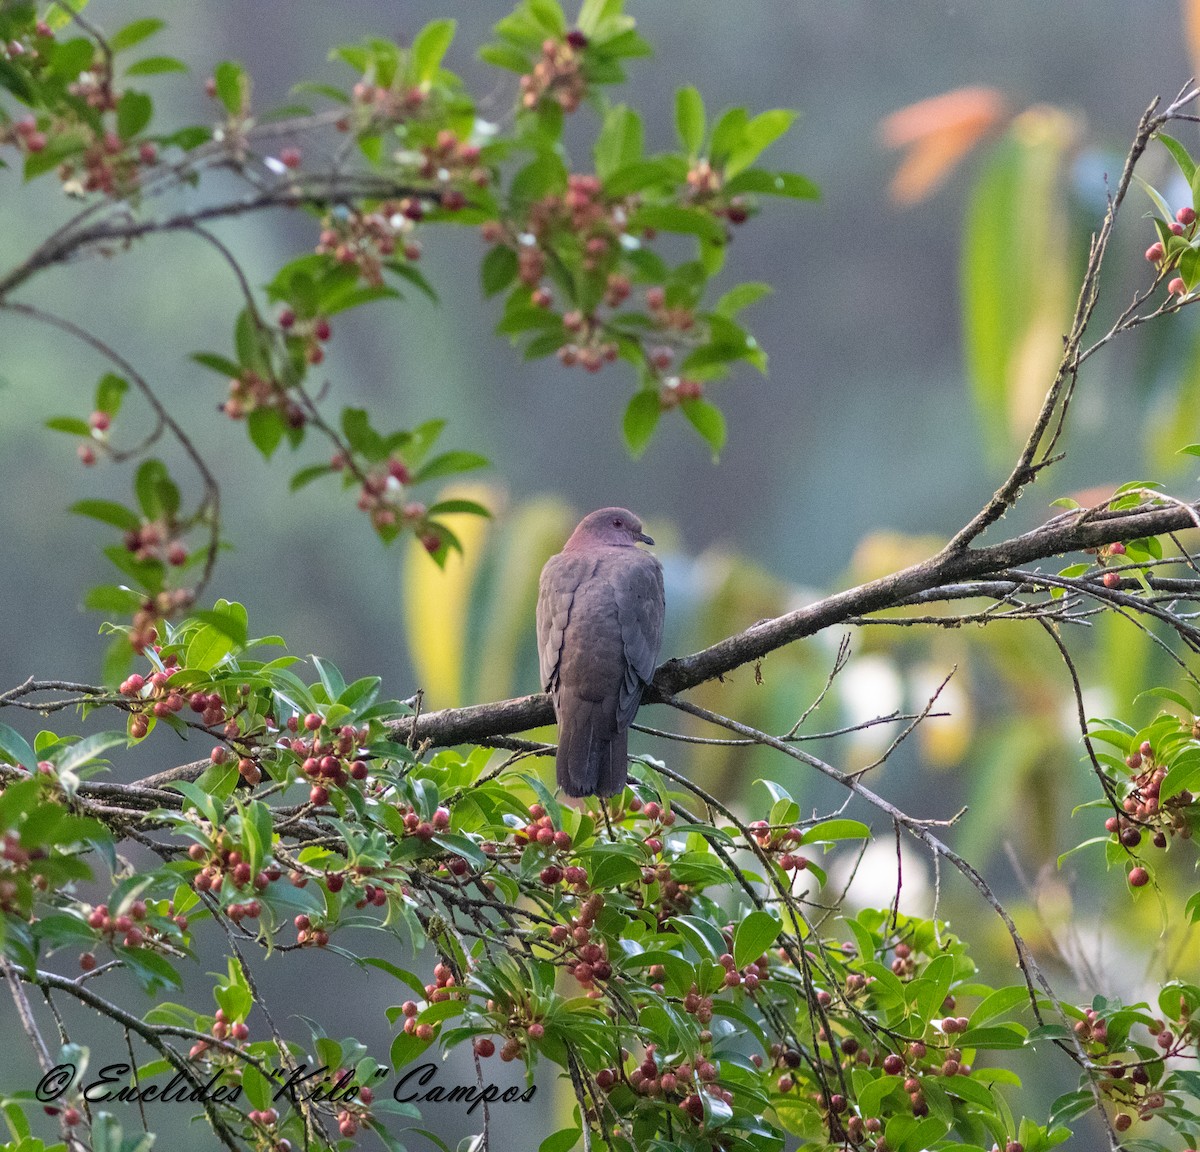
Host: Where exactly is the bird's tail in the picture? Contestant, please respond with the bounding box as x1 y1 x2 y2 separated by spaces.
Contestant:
556 697 628 798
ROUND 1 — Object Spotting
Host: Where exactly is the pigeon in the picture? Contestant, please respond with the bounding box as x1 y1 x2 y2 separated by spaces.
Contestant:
536 507 665 797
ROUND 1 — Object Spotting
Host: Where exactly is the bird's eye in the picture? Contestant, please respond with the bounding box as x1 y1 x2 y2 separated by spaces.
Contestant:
612 518 622 528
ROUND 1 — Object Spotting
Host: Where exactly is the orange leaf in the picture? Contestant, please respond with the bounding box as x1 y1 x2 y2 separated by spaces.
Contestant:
880 86 1009 205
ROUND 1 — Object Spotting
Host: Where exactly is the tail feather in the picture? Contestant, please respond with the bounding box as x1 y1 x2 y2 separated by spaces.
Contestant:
556 696 628 798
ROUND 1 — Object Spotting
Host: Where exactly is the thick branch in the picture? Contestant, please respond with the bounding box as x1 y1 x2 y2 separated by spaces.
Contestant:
382 499 1200 751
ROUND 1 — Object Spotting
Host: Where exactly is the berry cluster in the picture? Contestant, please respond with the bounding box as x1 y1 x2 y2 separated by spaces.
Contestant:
1145 204 1198 297
83 897 179 957
280 712 371 805
339 454 436 544
747 819 810 872
120 657 210 737
223 367 309 423
314 203 422 289
59 130 159 198
1092 1001 1200 1132
683 158 751 225
548 892 610 989
1105 739 1195 879
188 836 278 909
122 519 190 568
188 1007 251 1060
519 33 588 112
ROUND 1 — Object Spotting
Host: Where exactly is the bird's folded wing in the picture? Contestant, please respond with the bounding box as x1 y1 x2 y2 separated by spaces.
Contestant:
614 552 666 729
536 551 598 695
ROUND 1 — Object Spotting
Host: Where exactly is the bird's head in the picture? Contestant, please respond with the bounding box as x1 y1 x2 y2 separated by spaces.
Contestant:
564 507 654 550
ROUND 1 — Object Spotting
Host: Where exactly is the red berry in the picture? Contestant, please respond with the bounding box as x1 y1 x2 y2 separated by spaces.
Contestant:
313 317 331 341
77 443 96 466
474 1037 495 1057
1169 276 1188 296
1128 866 1150 888
279 146 302 169
89 410 111 431
1179 206 1196 225
79 951 96 972
1102 571 1120 588
310 784 329 806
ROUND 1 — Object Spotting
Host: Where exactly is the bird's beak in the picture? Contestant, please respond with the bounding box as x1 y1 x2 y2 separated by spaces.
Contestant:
637 531 654 546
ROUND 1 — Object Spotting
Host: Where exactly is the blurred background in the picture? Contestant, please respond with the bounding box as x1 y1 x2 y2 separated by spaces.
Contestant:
3 0 1200 1146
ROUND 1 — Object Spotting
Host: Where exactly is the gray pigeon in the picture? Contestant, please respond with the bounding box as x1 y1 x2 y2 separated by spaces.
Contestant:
536 507 666 797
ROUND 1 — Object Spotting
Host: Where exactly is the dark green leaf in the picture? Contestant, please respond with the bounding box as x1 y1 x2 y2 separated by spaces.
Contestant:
733 910 782 969
247 408 284 459
116 91 153 140
481 245 518 297
623 390 660 458
0 723 37 772
680 397 726 461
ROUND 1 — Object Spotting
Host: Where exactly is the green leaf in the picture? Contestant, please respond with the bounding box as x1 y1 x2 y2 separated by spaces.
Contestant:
802 818 871 844
715 281 771 317
124 56 188 77
116 91 153 140
71 500 141 531
680 397 726 461
57 732 127 776
733 910 782 969
481 245 518 297
594 104 643 181
539 1129 582 1152
623 390 660 458
109 17 165 53
46 416 92 436
1158 132 1196 184
247 408 284 459
0 723 37 772
95 373 128 415
191 351 242 378
723 168 820 199
675 85 705 155
710 106 750 167
134 459 179 520
478 43 531 73
725 109 797 177
411 19 456 84
426 499 492 517
214 59 250 117
290 463 333 491
84 585 145 613
412 450 489 483
629 203 726 244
